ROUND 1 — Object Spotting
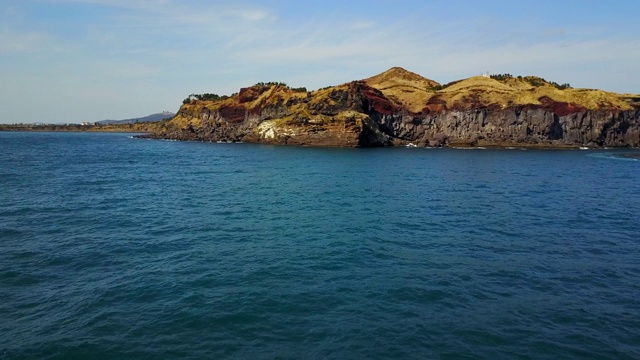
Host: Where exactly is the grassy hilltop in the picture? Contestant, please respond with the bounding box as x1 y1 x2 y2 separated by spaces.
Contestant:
147 67 639 147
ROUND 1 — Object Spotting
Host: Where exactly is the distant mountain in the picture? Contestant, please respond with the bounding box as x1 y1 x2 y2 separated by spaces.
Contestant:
96 111 175 125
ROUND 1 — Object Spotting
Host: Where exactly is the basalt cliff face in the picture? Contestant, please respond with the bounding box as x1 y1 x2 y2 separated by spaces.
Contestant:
147 67 640 147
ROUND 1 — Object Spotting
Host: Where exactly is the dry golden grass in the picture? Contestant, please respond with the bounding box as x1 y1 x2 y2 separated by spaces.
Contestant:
173 68 636 132
435 75 633 110
365 67 440 88
248 85 306 109
364 67 439 112
168 114 193 129
441 76 513 93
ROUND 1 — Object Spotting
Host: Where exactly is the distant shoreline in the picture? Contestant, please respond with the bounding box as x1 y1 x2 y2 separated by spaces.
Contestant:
0 128 149 133
0 122 167 133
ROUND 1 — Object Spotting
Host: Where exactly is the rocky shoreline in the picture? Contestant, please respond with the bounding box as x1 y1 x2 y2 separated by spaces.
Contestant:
130 68 640 148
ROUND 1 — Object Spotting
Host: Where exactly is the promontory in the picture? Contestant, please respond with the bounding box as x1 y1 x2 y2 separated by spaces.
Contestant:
143 67 640 148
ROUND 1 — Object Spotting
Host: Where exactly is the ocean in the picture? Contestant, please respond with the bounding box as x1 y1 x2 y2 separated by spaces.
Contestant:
1 131 639 359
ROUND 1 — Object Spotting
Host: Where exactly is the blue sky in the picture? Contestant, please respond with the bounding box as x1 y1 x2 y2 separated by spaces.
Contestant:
1 0 639 124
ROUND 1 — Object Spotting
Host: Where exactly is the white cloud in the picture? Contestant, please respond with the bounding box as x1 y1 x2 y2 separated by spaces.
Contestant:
1 1 640 124
0 27 52 54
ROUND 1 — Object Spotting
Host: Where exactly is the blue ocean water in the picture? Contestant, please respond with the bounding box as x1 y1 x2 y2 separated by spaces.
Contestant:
1 131 639 359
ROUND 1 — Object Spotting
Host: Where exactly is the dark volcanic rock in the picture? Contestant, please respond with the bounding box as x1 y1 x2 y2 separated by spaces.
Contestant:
151 70 640 148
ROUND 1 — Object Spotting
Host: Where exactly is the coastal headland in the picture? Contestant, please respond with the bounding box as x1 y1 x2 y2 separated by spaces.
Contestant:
5 68 639 148
142 68 640 148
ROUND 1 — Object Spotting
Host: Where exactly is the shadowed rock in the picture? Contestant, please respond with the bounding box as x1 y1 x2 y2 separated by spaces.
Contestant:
145 68 640 148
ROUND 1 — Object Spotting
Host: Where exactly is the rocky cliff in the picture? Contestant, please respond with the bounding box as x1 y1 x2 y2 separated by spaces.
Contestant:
145 67 640 147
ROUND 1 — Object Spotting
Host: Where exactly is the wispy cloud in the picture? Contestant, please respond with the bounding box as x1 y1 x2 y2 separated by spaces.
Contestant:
0 27 52 54
1 0 639 123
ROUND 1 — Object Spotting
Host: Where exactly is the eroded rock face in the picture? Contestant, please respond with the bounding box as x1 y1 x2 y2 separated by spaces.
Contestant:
146 71 640 148
378 107 640 147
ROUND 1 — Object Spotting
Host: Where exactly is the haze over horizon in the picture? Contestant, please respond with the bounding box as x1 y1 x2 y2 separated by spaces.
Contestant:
1 0 639 124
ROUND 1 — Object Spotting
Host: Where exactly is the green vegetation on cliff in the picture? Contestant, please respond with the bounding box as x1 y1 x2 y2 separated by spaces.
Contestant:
489 73 571 90
140 67 640 148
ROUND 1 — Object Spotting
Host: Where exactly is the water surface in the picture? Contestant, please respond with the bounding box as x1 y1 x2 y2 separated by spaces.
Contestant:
1 132 639 359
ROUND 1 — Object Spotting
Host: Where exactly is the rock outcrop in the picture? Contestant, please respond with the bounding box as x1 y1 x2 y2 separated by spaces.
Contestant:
144 68 640 148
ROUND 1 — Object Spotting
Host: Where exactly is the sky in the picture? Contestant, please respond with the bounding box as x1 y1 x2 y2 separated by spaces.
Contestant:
1 0 639 124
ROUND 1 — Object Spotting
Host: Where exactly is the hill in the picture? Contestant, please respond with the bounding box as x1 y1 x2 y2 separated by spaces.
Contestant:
96 111 175 125
143 68 640 148
363 67 440 113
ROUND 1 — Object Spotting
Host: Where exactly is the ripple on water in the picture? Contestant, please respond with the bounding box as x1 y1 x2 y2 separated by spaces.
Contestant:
0 134 639 359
